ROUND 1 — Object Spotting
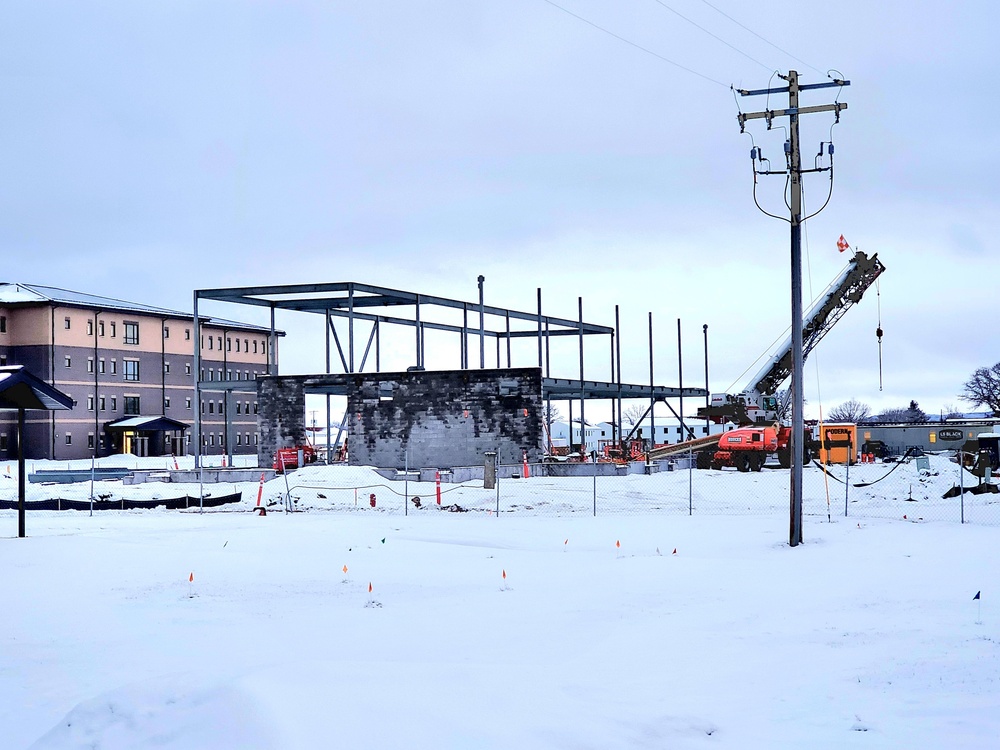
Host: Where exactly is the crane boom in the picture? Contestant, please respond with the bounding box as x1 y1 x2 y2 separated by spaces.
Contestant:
701 250 886 425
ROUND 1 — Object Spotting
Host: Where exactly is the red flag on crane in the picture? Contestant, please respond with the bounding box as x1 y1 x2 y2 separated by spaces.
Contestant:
837 234 850 253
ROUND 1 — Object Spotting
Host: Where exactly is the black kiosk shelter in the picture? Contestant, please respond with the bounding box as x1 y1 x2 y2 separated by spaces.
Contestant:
0 366 74 537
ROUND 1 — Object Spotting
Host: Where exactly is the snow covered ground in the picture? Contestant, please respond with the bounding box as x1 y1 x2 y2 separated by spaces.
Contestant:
2 458 998 748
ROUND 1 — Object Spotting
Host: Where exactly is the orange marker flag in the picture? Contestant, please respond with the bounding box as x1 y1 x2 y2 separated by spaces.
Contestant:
672 548 677 555
343 565 348 574
616 540 620 549
502 569 507 580
564 539 568 546
189 572 194 582
368 582 373 593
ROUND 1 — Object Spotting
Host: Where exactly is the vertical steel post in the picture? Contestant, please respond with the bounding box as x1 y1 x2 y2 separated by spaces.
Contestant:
326 309 331 464
616 305 622 451
192 292 201 469
478 275 485 369
415 294 421 369
578 297 585 453
648 312 655 457
348 287 355 372
703 324 709 437
536 288 543 368
677 317 685 441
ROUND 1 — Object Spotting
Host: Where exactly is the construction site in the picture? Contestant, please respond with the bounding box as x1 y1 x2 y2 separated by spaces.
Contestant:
191 249 886 476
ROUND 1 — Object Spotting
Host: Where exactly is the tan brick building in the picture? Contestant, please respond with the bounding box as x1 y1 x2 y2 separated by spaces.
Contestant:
0 284 278 460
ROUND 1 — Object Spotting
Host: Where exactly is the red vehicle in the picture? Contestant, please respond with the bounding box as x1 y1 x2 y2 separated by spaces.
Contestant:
273 444 318 473
696 424 813 471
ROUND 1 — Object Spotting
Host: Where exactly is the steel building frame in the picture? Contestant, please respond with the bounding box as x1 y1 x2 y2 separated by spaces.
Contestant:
192 281 706 464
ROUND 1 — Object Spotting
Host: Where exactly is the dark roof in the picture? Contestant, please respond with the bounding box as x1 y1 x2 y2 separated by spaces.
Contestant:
0 283 279 335
105 416 189 432
0 366 75 411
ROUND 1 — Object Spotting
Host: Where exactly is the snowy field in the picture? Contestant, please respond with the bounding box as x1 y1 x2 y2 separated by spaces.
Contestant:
3 457 999 748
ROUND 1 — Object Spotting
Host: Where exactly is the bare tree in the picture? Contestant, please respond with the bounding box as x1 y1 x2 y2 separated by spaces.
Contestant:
543 403 563 429
621 404 647 427
961 363 1000 416
827 398 872 423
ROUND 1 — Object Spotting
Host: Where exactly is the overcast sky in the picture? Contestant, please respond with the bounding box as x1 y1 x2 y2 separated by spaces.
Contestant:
2 0 997 423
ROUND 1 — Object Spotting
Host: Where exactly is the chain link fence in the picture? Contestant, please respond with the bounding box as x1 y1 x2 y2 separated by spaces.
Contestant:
2 449 998 527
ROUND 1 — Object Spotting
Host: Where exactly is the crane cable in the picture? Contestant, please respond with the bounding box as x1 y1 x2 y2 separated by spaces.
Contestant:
875 278 884 391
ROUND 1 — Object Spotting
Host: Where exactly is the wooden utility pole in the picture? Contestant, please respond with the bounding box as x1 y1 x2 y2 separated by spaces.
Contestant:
737 71 849 547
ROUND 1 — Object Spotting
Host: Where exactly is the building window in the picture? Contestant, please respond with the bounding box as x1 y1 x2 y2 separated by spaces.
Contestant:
164 361 170 374
185 328 191 340
226 337 231 352
64 356 71 368
110 322 116 337
200 368 205 380
254 434 258 446
124 396 140 415
226 369 232 380
253 340 258 354
164 396 171 409
123 322 139 345
64 317 71 330
217 336 222 350
245 370 250 380
0 315 6 333
208 370 214 382
163 326 170 339
210 434 215 447
236 402 242 415
201 400 205 414
87 395 94 411
99 320 105 337
245 401 250 413
208 337 213 350
87 358 94 373
111 359 117 375
99 396 106 411
124 359 139 381
99 358 106 374
253 402 258 415
185 363 191 375
243 339 248 351
234 339 240 353
209 401 214 414
65 433 72 445
110 396 117 411
0 434 6 451
217 369 222 381
0 354 6 366
87 320 94 335
185 397 192 410
236 433 242 446
88 434 94 449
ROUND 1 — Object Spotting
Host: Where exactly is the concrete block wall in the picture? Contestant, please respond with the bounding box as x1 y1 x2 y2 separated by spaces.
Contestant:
256 376 306 466
348 367 543 469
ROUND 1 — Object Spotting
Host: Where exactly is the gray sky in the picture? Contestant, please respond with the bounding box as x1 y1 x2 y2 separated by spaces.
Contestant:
2 0 997 422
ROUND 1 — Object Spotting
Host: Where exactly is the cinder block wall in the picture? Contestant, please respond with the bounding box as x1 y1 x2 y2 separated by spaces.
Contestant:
257 376 306 466
348 367 543 469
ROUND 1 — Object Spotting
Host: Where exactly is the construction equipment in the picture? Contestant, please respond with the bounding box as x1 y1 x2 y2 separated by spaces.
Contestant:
695 250 886 470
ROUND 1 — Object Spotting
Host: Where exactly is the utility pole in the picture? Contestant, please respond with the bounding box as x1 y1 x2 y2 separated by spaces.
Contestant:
737 70 849 547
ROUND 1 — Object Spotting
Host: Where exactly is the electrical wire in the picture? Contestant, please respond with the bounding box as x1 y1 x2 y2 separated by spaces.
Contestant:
697 0 825 76
538 0 728 88
647 0 773 72
876 278 884 391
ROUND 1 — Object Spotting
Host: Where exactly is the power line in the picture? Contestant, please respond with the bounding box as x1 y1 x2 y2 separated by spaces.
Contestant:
647 0 773 72
539 0 728 88
696 0 825 75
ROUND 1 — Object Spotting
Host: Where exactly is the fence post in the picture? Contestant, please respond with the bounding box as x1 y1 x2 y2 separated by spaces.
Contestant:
592 450 598 517
89 455 95 517
844 438 851 518
404 449 409 516
960 451 965 524
688 444 693 516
